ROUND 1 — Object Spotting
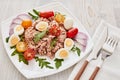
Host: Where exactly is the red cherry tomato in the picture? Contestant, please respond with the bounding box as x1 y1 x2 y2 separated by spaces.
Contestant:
24 48 36 60
67 28 78 38
39 11 54 18
49 25 61 36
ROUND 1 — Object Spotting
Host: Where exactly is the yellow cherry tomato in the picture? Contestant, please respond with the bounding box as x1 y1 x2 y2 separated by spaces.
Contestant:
55 13 65 23
21 19 32 29
16 42 27 52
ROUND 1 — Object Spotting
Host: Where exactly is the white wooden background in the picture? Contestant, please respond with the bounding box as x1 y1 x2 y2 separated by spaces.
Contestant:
0 0 120 80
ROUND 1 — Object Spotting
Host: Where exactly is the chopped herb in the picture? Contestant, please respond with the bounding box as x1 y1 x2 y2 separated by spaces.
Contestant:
35 57 54 69
50 38 57 48
28 12 38 20
11 49 28 65
54 58 64 69
6 37 9 43
71 45 81 56
19 35 24 41
33 9 39 16
33 31 46 43
46 29 49 34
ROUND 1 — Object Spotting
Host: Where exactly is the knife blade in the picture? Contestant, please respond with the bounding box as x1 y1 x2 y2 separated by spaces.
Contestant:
86 26 108 61
85 22 106 56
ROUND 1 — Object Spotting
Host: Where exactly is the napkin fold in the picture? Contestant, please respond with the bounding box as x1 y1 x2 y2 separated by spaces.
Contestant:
68 20 120 80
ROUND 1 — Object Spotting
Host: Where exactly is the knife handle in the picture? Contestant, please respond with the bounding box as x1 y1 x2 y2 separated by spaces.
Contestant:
74 60 89 80
89 66 100 80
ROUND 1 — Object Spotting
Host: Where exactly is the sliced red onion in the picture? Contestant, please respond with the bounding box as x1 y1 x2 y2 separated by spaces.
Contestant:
9 23 17 36
74 41 86 52
12 18 22 24
9 13 31 36
17 14 31 20
75 32 88 40
9 27 14 36
10 23 17 28
79 44 86 52
74 32 88 52
74 39 87 47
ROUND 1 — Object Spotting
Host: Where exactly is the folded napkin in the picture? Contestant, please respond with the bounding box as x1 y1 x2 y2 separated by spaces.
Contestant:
68 20 120 80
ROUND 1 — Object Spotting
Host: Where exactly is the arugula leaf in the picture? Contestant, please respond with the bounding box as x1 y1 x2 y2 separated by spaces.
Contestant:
46 65 54 69
34 57 54 69
76 47 81 56
18 53 28 65
71 45 76 52
33 31 46 43
28 12 38 20
33 9 39 16
6 37 9 43
54 58 64 69
11 49 28 65
10 46 16 49
11 49 19 56
50 38 57 48
28 9 39 20
71 45 81 56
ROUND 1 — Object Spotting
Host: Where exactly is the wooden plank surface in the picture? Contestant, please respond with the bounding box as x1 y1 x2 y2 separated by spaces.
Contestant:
0 0 119 80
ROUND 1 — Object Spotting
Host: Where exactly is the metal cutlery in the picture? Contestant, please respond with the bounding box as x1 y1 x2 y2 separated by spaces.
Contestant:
74 26 108 80
89 36 118 80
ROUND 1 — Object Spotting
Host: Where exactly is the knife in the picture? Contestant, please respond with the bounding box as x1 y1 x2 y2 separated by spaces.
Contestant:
74 26 108 80
87 26 108 61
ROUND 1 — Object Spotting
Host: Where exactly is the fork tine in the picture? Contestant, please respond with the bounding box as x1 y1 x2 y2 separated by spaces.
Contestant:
108 37 112 44
113 40 118 48
106 36 110 43
111 40 116 47
110 38 115 46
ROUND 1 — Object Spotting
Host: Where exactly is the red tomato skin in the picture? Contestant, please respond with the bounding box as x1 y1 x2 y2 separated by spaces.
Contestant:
24 48 36 60
40 11 54 18
67 28 78 38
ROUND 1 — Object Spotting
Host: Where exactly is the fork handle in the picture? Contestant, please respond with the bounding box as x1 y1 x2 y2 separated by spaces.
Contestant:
74 60 89 80
89 66 100 80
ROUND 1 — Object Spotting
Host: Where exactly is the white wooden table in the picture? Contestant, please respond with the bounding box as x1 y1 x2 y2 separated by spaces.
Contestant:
0 0 120 80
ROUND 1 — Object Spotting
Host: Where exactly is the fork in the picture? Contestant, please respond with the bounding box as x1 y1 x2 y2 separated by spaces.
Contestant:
89 36 118 80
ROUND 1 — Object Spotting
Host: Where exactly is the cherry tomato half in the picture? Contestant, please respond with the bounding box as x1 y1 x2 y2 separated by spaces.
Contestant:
49 25 61 37
67 28 78 38
39 11 54 18
24 48 36 60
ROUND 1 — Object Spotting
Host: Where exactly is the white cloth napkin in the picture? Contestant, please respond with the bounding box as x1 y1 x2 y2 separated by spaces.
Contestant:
68 20 120 80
